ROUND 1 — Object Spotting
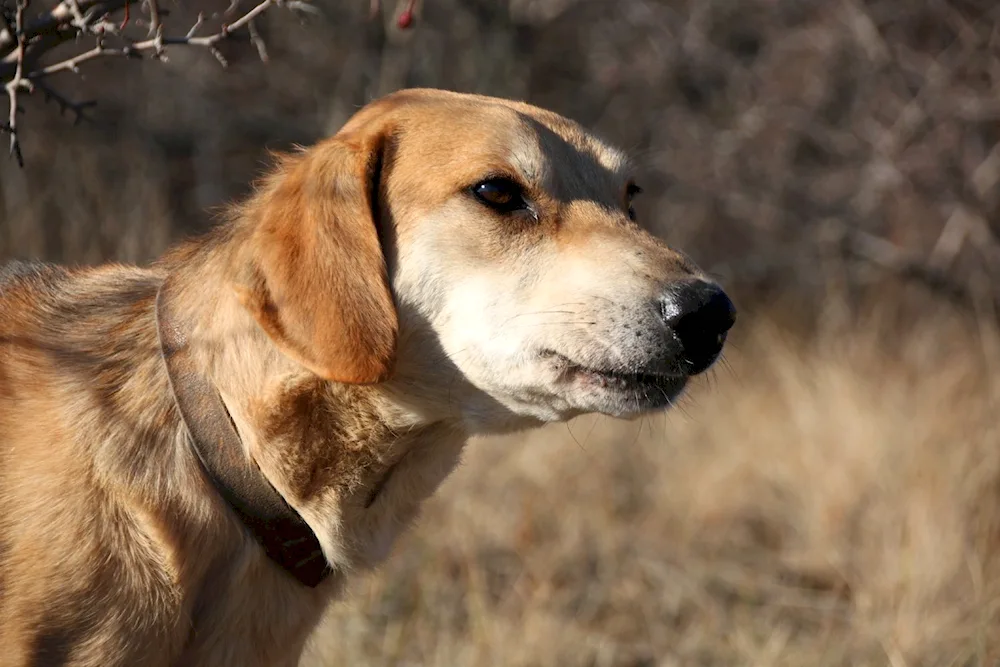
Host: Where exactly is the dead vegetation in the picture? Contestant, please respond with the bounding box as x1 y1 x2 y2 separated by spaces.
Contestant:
303 306 1000 666
2 0 1000 665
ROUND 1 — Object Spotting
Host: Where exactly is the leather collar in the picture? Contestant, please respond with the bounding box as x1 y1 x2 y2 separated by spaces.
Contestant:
155 278 331 588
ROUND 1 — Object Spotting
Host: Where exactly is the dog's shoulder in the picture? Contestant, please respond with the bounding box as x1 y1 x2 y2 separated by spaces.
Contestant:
0 259 73 333
0 258 165 356
0 258 51 283
0 259 68 293
0 258 162 307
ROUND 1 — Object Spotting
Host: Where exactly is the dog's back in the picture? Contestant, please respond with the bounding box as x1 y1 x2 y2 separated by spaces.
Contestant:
0 261 191 666
0 258 61 287
0 258 327 666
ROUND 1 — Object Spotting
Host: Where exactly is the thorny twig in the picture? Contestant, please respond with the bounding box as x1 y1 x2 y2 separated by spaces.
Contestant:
368 0 417 28
33 77 96 123
0 0 313 166
3 0 27 167
144 0 160 38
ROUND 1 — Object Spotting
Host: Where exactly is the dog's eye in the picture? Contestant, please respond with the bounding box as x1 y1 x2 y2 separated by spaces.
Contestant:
626 182 642 221
472 178 529 214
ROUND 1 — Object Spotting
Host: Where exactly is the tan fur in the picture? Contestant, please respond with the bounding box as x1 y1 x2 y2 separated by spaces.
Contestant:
0 89 728 666
233 129 398 385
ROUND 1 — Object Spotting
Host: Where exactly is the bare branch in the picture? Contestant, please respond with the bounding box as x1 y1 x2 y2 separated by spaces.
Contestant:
34 78 96 124
144 0 160 38
0 1 130 58
66 0 90 31
186 12 205 39
827 218 980 309
1 0 312 166
3 0 28 167
247 18 268 63
285 1 319 16
396 0 416 29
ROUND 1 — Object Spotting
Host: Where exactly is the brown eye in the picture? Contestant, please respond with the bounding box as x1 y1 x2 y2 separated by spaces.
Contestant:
626 182 642 220
472 177 529 214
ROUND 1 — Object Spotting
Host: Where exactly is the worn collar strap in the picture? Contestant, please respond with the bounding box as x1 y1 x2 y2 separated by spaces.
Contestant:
155 279 331 588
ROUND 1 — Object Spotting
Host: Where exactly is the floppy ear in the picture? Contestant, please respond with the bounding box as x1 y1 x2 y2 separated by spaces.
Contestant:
234 131 398 384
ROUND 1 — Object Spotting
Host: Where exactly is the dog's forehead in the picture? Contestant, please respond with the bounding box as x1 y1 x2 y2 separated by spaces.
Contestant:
505 109 631 184
389 94 632 190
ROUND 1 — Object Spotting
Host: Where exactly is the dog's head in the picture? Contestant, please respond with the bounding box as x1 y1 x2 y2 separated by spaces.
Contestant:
235 89 735 427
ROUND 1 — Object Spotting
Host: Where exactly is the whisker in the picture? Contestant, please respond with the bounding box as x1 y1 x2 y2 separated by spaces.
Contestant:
718 354 741 386
627 408 644 448
584 294 618 305
501 320 599 329
564 420 588 453
498 309 584 327
581 414 601 448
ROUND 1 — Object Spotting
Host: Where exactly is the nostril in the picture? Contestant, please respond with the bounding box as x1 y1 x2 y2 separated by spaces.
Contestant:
663 281 736 332
662 281 737 375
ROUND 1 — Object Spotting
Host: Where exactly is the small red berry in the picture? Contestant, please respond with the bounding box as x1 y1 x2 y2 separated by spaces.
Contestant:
397 9 413 29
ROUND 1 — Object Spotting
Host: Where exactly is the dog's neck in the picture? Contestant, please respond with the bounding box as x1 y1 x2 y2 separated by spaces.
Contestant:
156 235 467 575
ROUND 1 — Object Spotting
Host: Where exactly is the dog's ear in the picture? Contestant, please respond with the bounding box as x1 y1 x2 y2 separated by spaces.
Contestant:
234 131 397 384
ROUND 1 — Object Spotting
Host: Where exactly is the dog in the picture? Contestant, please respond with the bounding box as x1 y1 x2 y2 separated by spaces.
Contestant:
0 88 735 666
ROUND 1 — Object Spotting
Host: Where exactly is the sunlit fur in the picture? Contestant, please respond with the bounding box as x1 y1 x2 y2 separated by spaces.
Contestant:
0 89 723 666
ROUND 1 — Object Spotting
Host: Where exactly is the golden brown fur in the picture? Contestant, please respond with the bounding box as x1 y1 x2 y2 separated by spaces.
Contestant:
0 89 732 666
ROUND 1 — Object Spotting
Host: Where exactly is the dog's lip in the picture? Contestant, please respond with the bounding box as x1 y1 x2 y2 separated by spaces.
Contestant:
540 349 686 386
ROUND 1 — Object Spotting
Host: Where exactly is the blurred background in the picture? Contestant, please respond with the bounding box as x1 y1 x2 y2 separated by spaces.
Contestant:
4 0 1000 664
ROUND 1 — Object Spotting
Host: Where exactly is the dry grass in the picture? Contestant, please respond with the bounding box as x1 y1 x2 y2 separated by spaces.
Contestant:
301 307 1000 667
4 3 1000 664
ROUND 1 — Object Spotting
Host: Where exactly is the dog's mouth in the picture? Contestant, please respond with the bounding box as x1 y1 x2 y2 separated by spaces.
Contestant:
540 350 688 413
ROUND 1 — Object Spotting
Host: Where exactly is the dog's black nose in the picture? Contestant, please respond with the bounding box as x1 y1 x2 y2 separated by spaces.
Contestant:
662 280 736 376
